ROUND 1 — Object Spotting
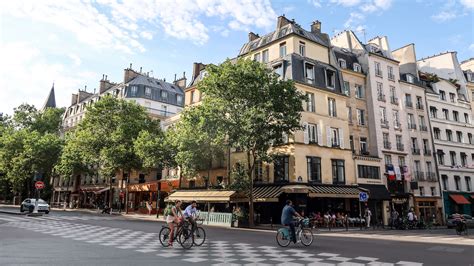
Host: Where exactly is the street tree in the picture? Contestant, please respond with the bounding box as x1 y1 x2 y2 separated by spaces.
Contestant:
197 58 306 226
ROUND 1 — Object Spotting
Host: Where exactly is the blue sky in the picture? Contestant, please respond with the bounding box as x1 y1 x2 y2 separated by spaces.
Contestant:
0 0 473 115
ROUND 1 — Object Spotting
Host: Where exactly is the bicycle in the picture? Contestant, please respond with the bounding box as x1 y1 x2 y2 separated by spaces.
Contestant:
276 218 313 247
190 217 206 246
159 219 194 249
455 221 468 236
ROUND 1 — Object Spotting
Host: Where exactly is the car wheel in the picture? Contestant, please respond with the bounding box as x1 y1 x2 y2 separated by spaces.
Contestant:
20 206 24 212
28 206 34 213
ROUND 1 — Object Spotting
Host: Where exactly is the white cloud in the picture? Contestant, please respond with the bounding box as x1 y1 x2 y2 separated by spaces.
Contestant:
308 0 322 8
460 0 474 9
361 0 392 13
344 12 365 28
330 0 362 7
3 0 277 52
0 42 93 114
431 11 458 22
340 0 392 31
68 54 82 66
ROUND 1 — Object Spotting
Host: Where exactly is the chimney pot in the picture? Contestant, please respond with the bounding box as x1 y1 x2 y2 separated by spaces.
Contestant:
248 32 260 42
105 75 108 80
139 67 142 73
129 63 132 69
277 15 291 29
311 20 321 34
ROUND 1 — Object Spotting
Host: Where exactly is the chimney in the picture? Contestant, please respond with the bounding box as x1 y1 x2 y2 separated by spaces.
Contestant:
248 32 259 42
71 93 78 105
174 72 187 89
311 20 321 34
277 15 291 29
123 65 139 83
99 75 115 94
192 63 206 81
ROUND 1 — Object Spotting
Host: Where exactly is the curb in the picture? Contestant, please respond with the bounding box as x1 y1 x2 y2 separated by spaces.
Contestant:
0 210 27 215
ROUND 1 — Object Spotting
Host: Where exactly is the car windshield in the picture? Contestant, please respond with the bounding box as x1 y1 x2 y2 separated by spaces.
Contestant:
30 199 47 203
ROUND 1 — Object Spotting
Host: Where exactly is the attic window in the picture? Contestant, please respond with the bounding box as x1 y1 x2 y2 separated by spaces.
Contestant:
278 28 287 38
305 62 315 84
353 63 361 72
130 85 138 96
273 63 284 78
325 69 336 89
338 59 347 69
145 87 152 98
406 74 415 83
249 41 258 50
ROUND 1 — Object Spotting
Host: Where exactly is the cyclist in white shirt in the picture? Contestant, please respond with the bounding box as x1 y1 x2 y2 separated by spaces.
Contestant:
183 201 198 233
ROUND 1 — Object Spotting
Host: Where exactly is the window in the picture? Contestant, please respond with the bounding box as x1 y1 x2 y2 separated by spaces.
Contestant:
449 92 455 102
442 109 449 120
274 156 289 182
360 137 367 153
374 61 382 76
332 159 345 184
437 150 445 165
130 86 138 96
262 49 269 63
454 176 461 190
358 165 380 179
190 90 195 103
430 106 437 118
330 128 340 147
419 116 426 131
464 113 470 124
384 154 392 165
408 113 416 129
353 63 361 72
446 129 453 141
390 86 397 104
325 69 336 89
393 110 400 128
176 94 183 105
450 151 457 166
306 92 315 112
461 153 467 166
348 107 352 123
399 156 406 168
441 175 448 190
456 131 464 143
466 176 472 192
305 63 315 84
273 63 284 78
387 66 394 80
405 94 413 107
299 41 306 56
376 82 384 101
383 133 390 149
434 128 441 139
343 81 350 96
253 53 261 62
161 90 168 100
431 187 436 196
453 111 459 122
423 139 430 154
328 98 337 117
189 180 195 188
380 107 387 123
254 161 263 182
419 186 424 196
357 109 365 125
338 59 347 68
279 42 286 57
468 133 473 144
138 174 146 183
440 90 446 100
426 161 433 175
416 96 423 110
307 123 318 143
355 84 364 98
396 135 403 151
411 137 419 154
307 157 321 182
406 74 415 83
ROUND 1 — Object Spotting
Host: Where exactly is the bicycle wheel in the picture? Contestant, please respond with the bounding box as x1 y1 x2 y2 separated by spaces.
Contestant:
159 226 171 247
300 229 313 246
179 228 194 249
193 227 206 246
276 230 291 247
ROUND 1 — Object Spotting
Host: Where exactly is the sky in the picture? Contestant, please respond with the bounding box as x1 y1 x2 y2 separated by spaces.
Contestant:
0 0 473 115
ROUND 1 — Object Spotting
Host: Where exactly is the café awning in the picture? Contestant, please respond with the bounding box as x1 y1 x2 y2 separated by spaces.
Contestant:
166 190 246 203
253 186 283 202
308 185 360 198
449 194 471 205
358 184 391 200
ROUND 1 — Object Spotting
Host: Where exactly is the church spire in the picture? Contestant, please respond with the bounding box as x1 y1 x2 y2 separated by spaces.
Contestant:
42 83 56 110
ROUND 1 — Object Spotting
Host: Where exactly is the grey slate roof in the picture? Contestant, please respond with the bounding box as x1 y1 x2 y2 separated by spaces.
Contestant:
239 23 329 56
333 48 363 74
42 84 56 110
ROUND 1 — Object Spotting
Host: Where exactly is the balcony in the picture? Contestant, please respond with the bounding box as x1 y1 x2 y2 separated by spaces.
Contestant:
359 150 370 156
412 148 421 155
420 125 428 131
424 149 432 156
414 171 425 181
390 97 399 105
383 141 392 150
405 101 413 108
378 94 386 102
408 123 417 130
426 172 437 182
396 143 404 151
416 103 424 110
381 120 389 128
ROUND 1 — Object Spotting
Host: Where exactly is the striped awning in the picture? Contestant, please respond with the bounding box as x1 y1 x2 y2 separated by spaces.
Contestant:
166 190 246 203
309 185 361 199
253 186 283 202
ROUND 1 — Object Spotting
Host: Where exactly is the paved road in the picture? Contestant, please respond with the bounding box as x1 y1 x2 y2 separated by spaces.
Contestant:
0 209 472 266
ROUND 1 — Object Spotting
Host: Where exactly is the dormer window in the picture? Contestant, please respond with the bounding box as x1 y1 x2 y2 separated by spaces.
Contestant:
369 44 379 53
200 70 208 79
161 90 168 100
406 74 415 83
325 69 336 89
176 94 183 105
353 63 361 72
338 59 347 69
273 63 284 78
130 85 138 96
304 62 314 84
145 87 152 98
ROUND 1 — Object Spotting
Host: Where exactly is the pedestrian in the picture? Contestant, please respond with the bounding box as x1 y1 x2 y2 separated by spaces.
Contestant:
146 201 152 216
364 208 372 228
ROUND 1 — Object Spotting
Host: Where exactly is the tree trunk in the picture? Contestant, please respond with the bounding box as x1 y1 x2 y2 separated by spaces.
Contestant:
108 176 113 209
247 151 255 227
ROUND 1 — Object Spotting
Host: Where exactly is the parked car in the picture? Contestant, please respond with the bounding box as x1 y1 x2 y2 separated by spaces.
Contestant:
446 214 474 228
20 198 50 214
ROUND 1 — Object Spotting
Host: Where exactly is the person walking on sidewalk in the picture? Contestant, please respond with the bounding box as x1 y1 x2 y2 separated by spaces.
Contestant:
364 208 372 229
146 201 152 216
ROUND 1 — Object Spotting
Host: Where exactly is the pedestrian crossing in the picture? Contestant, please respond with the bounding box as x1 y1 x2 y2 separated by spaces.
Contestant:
0 214 117 222
0 213 426 266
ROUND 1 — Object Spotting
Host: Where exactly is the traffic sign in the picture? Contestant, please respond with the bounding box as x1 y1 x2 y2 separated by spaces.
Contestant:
359 192 369 202
35 181 45 190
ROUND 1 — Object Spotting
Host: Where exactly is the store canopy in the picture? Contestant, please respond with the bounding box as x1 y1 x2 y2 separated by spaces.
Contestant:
95 187 110 194
253 186 283 202
166 190 246 203
449 194 471 204
309 185 360 198
358 184 391 200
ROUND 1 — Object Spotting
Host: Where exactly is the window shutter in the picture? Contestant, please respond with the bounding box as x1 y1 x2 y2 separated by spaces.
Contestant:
339 128 344 149
303 122 309 144
326 126 332 147
317 125 322 146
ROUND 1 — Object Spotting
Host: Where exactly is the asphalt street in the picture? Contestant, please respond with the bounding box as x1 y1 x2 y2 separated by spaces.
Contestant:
0 207 472 266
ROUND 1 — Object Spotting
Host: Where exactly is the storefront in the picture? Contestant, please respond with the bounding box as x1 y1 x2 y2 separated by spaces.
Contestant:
443 191 472 216
127 179 179 214
359 184 391 226
414 197 442 224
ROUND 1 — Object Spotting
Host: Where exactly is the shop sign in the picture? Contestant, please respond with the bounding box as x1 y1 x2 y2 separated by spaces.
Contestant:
392 197 408 204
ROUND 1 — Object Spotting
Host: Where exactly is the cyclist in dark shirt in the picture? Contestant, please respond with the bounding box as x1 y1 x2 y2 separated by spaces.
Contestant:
281 200 302 243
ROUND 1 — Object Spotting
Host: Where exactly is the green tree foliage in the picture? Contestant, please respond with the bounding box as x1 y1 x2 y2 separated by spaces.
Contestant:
134 122 176 170
197 58 306 225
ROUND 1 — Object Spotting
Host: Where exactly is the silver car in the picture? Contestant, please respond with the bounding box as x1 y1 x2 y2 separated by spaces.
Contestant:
20 198 50 214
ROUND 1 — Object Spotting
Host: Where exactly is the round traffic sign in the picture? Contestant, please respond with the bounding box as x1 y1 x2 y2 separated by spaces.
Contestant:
35 181 45 189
